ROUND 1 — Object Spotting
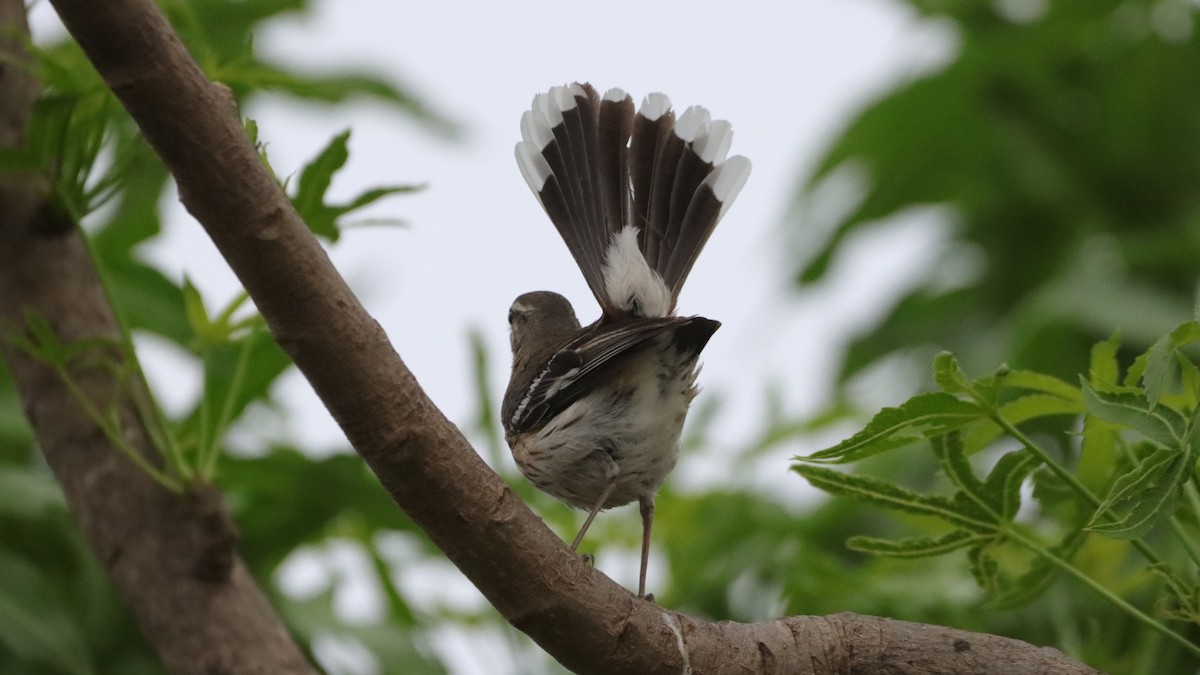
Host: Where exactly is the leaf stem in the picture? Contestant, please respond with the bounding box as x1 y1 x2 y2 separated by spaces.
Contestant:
54 363 182 492
1011 529 1200 660
1112 442 1200 570
986 409 1175 564
200 334 254 479
987 411 1099 509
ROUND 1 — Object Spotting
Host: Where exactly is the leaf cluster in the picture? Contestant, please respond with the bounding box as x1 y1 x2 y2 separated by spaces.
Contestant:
0 0 450 672
792 0 1200 385
795 323 1200 668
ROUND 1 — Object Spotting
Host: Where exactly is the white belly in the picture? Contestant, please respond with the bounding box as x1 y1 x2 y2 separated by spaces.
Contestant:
510 343 699 510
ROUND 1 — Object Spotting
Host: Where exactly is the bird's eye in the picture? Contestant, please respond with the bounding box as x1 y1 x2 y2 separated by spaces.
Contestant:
508 300 533 325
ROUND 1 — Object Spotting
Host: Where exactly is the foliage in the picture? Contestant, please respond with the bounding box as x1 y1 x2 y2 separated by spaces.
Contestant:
789 0 1200 386
0 0 445 673
773 1 1200 672
795 327 1200 668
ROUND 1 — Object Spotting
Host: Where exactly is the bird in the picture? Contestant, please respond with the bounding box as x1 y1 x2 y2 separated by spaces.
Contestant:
502 83 750 598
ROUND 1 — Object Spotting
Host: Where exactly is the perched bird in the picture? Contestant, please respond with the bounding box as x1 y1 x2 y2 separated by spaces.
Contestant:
502 83 750 598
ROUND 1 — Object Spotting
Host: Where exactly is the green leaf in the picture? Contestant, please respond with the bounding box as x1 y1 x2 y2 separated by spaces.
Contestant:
0 469 66 520
222 62 460 139
792 465 995 532
930 432 992 520
182 276 210 342
998 392 1085 422
1178 350 1200 407
803 392 982 463
182 329 290 462
222 448 417 574
466 328 503 464
288 131 419 241
961 393 1083 455
25 311 60 354
1077 411 1119 494
91 142 169 253
0 147 42 174
1136 332 1173 405
244 116 260 145
1147 563 1200 623
292 130 351 240
242 116 278 180
1135 321 1200 407
1086 446 1182 539
364 541 419 627
1089 331 1122 391
967 544 1000 597
983 450 1039 522
98 257 190 344
959 418 1002 457
846 529 982 558
212 292 253 335
933 351 972 395
14 311 69 367
1080 382 1186 448
987 528 1087 610
999 370 1082 403
343 184 422 213
0 551 95 675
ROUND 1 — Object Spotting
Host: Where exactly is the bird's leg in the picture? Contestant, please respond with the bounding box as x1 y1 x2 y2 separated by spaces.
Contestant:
638 494 655 599
571 459 619 551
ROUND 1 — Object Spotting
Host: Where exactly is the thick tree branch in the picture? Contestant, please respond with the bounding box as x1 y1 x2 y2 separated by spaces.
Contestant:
29 0 1101 672
0 4 316 674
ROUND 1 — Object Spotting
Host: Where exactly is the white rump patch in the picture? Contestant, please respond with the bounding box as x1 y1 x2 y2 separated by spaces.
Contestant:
602 226 672 318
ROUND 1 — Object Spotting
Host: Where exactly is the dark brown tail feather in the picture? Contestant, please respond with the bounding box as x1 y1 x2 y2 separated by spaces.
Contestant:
515 83 750 314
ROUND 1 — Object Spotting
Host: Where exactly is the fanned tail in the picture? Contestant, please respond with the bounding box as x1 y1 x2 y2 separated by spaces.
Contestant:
516 83 750 318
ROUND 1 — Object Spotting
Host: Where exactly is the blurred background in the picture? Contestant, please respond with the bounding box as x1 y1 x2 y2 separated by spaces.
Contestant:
4 0 1199 673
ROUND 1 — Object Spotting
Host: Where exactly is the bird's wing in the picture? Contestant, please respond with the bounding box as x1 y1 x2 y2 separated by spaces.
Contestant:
506 318 684 434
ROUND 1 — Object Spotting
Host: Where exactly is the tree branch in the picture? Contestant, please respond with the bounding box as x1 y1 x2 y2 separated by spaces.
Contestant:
0 4 315 674
29 0 1100 672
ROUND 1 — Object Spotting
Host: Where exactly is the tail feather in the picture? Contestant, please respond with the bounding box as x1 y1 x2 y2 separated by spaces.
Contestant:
659 105 712 280
559 85 604 250
664 155 751 298
597 88 635 251
629 93 674 272
545 86 603 273
516 83 750 317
